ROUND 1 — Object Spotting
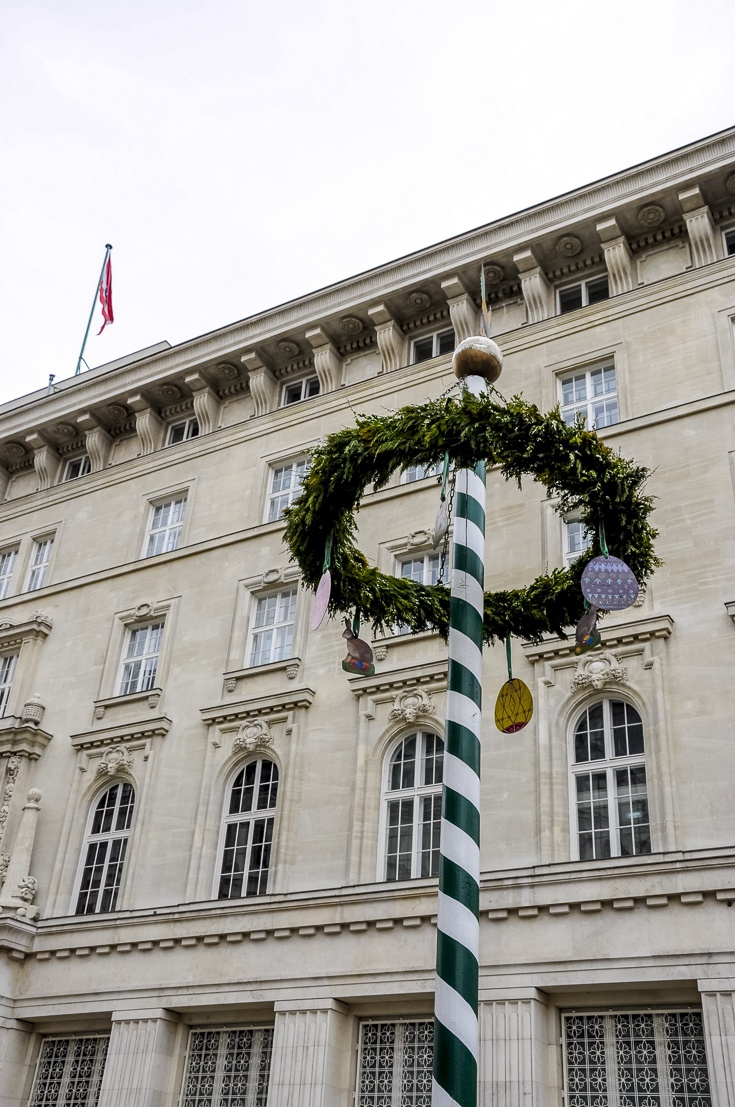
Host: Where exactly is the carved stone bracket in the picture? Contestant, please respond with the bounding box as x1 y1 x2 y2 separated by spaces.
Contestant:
678 186 717 268
24 432 61 490
513 249 551 323
571 651 627 691
389 688 437 723
305 327 341 393
185 371 221 434
76 412 112 471
126 393 164 454
233 718 273 754
241 352 277 416
596 217 634 295
441 275 479 341
367 304 406 374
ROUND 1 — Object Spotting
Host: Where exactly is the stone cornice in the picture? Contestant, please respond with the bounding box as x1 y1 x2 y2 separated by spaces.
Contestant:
0 720 52 760
70 716 171 752
347 660 447 698
522 613 674 662
201 687 315 725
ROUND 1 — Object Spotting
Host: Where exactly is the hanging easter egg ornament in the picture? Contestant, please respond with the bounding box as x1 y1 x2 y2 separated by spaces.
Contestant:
341 615 375 676
574 604 601 655
581 555 639 610
494 637 533 733
309 532 334 630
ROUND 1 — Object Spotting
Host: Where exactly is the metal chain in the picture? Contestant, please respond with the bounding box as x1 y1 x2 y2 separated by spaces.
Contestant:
436 472 455 586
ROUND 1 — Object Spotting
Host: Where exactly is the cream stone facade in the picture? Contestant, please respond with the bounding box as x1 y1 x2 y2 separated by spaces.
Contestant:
0 129 735 1107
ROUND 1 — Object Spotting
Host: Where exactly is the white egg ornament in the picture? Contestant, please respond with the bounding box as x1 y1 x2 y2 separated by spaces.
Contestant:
452 335 504 384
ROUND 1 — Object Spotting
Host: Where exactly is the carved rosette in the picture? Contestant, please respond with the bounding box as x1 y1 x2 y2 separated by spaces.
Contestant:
276 340 300 359
571 651 627 691
725 173 735 194
555 235 582 258
389 689 437 724
96 745 134 778
340 316 363 335
407 291 431 311
233 718 273 754
637 203 666 228
483 264 504 285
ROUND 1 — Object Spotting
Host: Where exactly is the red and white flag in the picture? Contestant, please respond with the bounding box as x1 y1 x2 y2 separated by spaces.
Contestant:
97 254 114 333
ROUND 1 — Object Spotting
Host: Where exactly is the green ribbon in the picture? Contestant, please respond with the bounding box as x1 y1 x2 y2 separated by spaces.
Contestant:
599 520 609 558
322 531 333 574
352 612 360 637
505 636 513 681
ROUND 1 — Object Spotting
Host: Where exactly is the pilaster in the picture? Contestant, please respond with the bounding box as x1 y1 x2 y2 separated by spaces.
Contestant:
0 1017 37 1107
479 994 549 1107
701 990 735 1107
513 249 551 323
305 328 342 393
77 412 112 472
97 1009 182 1107
241 351 278 416
367 304 406 374
267 999 353 1107
596 217 634 295
0 790 42 920
126 395 164 455
184 372 221 434
24 433 60 490
441 275 479 341
0 467 9 504
679 186 717 267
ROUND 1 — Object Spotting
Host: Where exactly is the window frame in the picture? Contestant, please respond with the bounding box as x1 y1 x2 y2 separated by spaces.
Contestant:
0 546 18 600
214 758 280 900
558 363 619 430
142 493 188 558
63 454 92 481
246 586 298 668
0 651 18 717
264 457 310 524
563 517 592 567
723 227 735 257
557 273 610 314
117 620 165 696
25 534 55 592
568 697 651 862
411 327 456 364
165 416 199 445
379 729 444 882
281 375 320 406
71 780 136 915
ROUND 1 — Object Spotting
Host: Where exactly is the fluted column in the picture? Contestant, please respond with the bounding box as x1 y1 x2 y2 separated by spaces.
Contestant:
0 1017 37 1107
479 995 549 1107
97 1010 182 1107
701 990 735 1107
266 999 353 1107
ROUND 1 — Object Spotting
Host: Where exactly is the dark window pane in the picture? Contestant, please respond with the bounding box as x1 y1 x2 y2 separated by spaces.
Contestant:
559 285 583 313
437 329 456 355
587 275 610 304
413 337 434 362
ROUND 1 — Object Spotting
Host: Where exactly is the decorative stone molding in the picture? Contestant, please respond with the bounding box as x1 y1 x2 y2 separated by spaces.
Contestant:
724 600 735 624
285 665 299 681
55 422 76 438
147 692 160 709
76 411 112 471
233 718 273 753
555 234 582 258
224 678 237 693
71 716 171 758
241 351 277 416
24 432 61 489
0 464 9 502
571 650 627 691
389 688 437 723
407 290 431 311
20 694 44 727
0 719 52 762
201 686 315 727
726 172 735 194
0 789 42 920
637 203 666 227
185 371 221 434
126 393 164 454
104 403 129 423
347 659 447 699
276 340 300 359
596 217 634 295
678 187 717 267
513 249 551 323
484 264 504 285
440 275 479 342
367 304 406 374
340 315 364 335
305 327 341 393
374 646 388 662
96 745 134 777
94 705 106 720
522 613 674 663
407 529 432 548
0 755 21 846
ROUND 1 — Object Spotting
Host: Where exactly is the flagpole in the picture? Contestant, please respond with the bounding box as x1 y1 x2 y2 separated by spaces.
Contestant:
75 244 112 376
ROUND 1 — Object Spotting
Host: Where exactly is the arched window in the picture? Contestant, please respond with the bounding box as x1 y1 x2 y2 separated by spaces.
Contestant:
383 731 443 881
570 699 651 860
75 782 135 914
217 759 279 899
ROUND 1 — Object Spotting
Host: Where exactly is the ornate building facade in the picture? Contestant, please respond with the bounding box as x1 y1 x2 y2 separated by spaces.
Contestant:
0 128 735 1107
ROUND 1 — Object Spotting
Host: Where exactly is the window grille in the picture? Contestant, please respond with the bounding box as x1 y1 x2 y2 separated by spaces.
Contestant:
357 1020 433 1106
563 1011 711 1107
28 1035 109 1107
180 1027 273 1107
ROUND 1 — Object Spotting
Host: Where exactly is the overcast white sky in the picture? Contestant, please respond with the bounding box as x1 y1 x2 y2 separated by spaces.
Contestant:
1 0 733 405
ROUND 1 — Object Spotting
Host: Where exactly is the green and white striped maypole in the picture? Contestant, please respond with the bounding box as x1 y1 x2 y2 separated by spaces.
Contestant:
433 329 502 1107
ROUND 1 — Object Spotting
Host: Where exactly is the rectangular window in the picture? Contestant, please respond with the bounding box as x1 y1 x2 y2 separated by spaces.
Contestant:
166 417 199 445
564 519 592 566
266 459 309 522
144 496 186 556
0 653 17 716
63 455 91 481
563 1010 711 1107
282 376 320 405
181 1027 273 1107
357 1020 433 1106
412 328 455 363
402 461 440 484
29 1035 109 1107
26 536 54 591
724 228 735 256
394 553 440 635
558 274 610 314
0 548 17 599
559 365 618 429
249 589 297 666
118 622 164 695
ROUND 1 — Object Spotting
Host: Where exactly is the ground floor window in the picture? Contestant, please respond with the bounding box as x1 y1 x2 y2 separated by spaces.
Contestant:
357 1020 433 1106
29 1036 109 1107
564 1011 711 1107
181 1027 273 1107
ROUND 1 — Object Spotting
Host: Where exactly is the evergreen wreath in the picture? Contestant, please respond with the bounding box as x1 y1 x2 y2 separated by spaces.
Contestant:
283 391 658 644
